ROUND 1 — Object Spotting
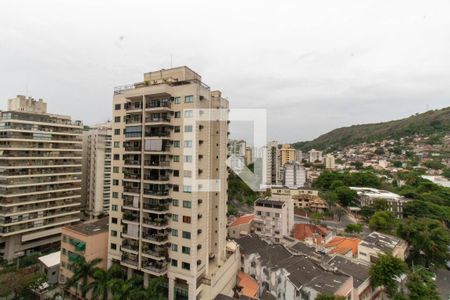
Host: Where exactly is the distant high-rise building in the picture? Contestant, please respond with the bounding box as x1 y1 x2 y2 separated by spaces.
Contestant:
283 162 306 188
244 146 253 165
296 150 303 162
325 154 336 170
279 144 297 166
108 66 239 299
262 141 279 187
0 96 82 262
81 123 112 219
309 149 323 163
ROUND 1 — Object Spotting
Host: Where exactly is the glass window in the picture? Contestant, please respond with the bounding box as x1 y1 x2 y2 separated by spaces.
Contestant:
183 216 191 224
184 155 192 163
174 97 180 104
183 200 191 208
111 230 117 237
111 205 118 211
114 129 120 135
183 140 192 148
184 110 193 118
173 141 180 148
113 167 119 173
171 229 178 237
182 262 190 270
112 217 118 224
174 112 181 118
114 142 120 148
171 259 178 267
172 214 178 222
184 95 193 103
112 192 119 198
183 186 192 193
173 156 180 162
172 199 179 207
174 126 180 133
114 116 120 122
184 125 193 132
171 244 178 252
183 170 192 178
115 104 121 110
182 246 191 254
182 231 191 239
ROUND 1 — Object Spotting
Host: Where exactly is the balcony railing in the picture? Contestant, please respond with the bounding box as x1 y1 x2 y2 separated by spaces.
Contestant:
143 160 170 167
143 175 169 182
142 233 169 243
143 189 169 196
143 218 168 227
142 262 168 274
124 160 141 166
143 203 169 212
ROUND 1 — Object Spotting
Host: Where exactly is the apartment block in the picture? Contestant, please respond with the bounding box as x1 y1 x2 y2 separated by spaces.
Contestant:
279 144 297 166
60 218 109 297
262 141 279 187
282 162 306 188
325 154 336 169
108 66 238 299
81 123 112 219
0 96 83 262
253 197 294 243
309 149 323 163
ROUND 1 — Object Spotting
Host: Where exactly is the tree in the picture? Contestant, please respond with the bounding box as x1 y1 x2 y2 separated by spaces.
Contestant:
443 168 450 180
227 204 238 216
134 277 167 300
334 186 357 207
406 267 440 300
345 223 363 234
424 160 445 170
333 206 346 221
66 257 102 299
109 278 141 300
359 206 375 221
311 212 324 225
369 211 395 233
372 199 388 211
86 264 123 300
397 218 450 267
369 254 407 297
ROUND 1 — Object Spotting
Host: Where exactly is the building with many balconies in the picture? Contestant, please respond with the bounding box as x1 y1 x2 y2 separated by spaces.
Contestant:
108 66 239 300
0 96 83 262
81 123 112 219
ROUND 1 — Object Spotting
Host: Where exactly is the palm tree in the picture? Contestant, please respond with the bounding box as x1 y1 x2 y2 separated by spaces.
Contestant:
65 256 102 299
109 277 141 300
133 277 167 300
85 263 125 300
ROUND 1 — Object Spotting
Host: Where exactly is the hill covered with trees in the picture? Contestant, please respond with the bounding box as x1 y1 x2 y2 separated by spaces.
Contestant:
293 106 450 151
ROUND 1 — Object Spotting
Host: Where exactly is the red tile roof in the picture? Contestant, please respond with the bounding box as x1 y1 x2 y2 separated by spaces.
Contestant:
293 224 328 241
325 236 360 256
229 214 255 227
237 271 259 298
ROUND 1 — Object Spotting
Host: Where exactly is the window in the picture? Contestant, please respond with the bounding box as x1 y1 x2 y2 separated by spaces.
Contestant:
114 154 120 160
174 97 180 104
111 205 118 211
182 262 190 270
115 104 121 110
172 199 179 207
171 229 178 237
184 155 192 163
174 112 181 118
173 141 180 148
257 211 261 216
112 192 119 198
173 185 179 192
184 110 193 118
172 214 178 222
185 95 193 103
174 126 180 133
183 216 191 224
183 200 192 208
182 231 191 239
113 167 119 173
111 230 117 237
113 179 119 186
184 125 193 132
114 141 120 148
171 244 178 252
114 129 120 135
183 186 192 193
110 243 117 250
112 217 118 224
173 156 180 162
173 170 179 177
182 246 191 254
183 170 192 178
266 212 270 217
114 116 120 122
184 140 192 148
171 259 178 267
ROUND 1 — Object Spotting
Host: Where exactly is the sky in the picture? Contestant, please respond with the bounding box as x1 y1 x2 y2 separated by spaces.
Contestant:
1 0 450 143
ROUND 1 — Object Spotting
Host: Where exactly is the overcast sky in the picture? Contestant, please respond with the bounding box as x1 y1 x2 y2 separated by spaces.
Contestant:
1 0 450 143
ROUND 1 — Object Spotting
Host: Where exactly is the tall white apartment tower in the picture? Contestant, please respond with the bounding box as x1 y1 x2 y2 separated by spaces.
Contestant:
81 123 112 219
108 67 238 299
0 96 82 262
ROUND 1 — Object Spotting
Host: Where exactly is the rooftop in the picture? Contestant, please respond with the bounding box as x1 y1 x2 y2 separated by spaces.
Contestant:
38 251 61 268
325 236 360 256
64 218 109 236
229 214 256 227
237 271 259 298
327 256 370 288
360 231 404 253
293 224 328 241
255 198 286 208
350 187 403 200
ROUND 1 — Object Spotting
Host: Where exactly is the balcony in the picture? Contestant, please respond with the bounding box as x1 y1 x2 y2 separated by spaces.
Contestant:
143 203 169 212
122 211 139 223
142 261 168 274
122 242 139 252
123 187 140 194
123 172 141 180
143 175 169 182
124 160 141 167
145 99 172 110
143 189 169 197
143 218 168 227
142 233 169 243
145 117 171 124
142 247 167 259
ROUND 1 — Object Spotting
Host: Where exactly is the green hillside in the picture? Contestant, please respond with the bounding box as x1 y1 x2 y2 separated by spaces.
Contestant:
292 106 450 151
